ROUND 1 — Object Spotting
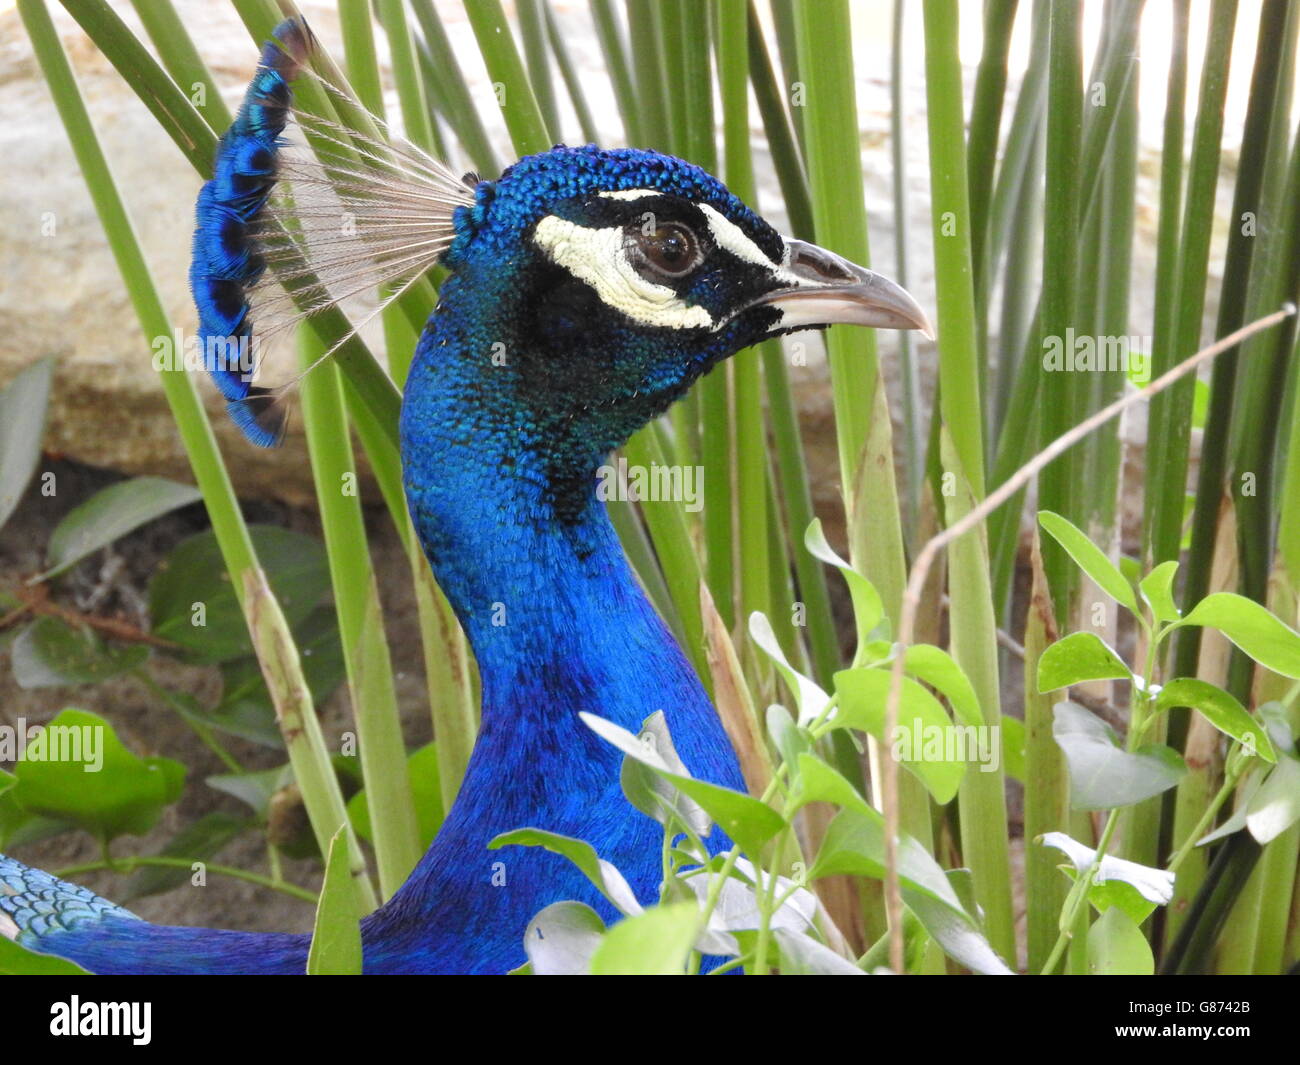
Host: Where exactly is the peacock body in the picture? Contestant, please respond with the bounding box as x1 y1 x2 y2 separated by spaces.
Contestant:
1 18 927 975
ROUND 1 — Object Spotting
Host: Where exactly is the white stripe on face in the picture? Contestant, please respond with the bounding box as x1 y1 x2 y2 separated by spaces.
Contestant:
696 204 807 288
597 188 662 202
532 214 715 330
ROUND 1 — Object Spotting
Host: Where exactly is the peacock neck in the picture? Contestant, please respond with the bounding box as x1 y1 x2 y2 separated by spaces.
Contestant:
398 289 708 739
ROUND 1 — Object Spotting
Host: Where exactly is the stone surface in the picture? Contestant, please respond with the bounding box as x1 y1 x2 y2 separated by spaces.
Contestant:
0 2 348 506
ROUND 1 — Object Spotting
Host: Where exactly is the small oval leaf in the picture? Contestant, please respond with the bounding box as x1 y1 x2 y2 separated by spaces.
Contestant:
1037 631 1132 692
1038 511 1139 615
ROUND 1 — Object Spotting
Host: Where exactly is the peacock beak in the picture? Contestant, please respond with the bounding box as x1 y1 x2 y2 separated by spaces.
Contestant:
750 238 934 339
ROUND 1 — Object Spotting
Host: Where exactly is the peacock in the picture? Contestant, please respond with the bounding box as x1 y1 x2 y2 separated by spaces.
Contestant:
0 18 929 974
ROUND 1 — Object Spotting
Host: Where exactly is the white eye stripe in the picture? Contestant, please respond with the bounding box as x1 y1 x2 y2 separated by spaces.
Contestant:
597 188 663 202
695 204 808 289
532 215 715 330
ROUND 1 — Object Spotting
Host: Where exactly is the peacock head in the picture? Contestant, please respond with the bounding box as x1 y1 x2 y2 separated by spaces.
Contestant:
421 145 931 458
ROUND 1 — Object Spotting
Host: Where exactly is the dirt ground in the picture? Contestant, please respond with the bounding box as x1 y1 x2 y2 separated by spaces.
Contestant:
0 459 433 936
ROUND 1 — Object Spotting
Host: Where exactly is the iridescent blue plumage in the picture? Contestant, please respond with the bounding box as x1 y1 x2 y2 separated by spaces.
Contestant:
1 18 930 974
189 19 309 437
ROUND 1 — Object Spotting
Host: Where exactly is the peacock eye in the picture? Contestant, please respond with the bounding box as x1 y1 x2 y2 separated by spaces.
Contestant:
627 222 701 279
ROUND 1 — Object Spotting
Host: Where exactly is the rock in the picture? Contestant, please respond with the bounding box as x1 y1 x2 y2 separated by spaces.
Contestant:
0 2 356 506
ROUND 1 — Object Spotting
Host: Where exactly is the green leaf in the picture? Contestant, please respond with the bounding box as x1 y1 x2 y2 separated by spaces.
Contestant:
1139 560 1181 623
749 611 830 724
121 812 249 901
1173 592 1300 678
1087 907 1154 975
1259 702 1296 756
0 768 15 799
900 881 1015 975
349 743 444 850
149 525 330 663
588 903 699 975
580 712 786 857
1039 831 1175 923
801 782 963 912
832 668 966 804
1038 510 1139 614
523 900 605 975
1052 701 1186 810
205 764 293 818
1037 631 1132 692
1155 678 1276 763
801 790 1011 973
774 928 866 974
38 476 202 580
903 644 984 728
10 617 148 689
169 688 281 751
0 934 91 975
804 518 884 653
766 703 810 772
617 711 710 837
1245 755 1300 844
306 828 363 975
10 708 185 841
488 827 642 915
787 752 874 819
0 357 54 533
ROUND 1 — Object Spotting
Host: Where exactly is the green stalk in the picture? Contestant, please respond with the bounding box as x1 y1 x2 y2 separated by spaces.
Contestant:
1143 0 1238 570
127 0 230 129
989 111 1043 438
409 0 501 174
769 0 804 154
58 0 217 172
1251 822 1300 973
516 0 562 139
761 343 840 686
375 0 436 154
545 3 600 144
339 0 384 115
792 0 906 619
890 0 922 508
297 328 421 899
463 0 554 154
21 0 379 912
746 2 814 239
588 0 643 144
1175 108 1300 974
1037 0 1082 622
658 0 690 157
626 0 671 148
966 0 1017 309
1252 658 1300 972
1023 534 1068 972
624 432 710 682
1228 123 1300 665
923 0 1015 961
719 0 768 630
1173 0 1294 739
